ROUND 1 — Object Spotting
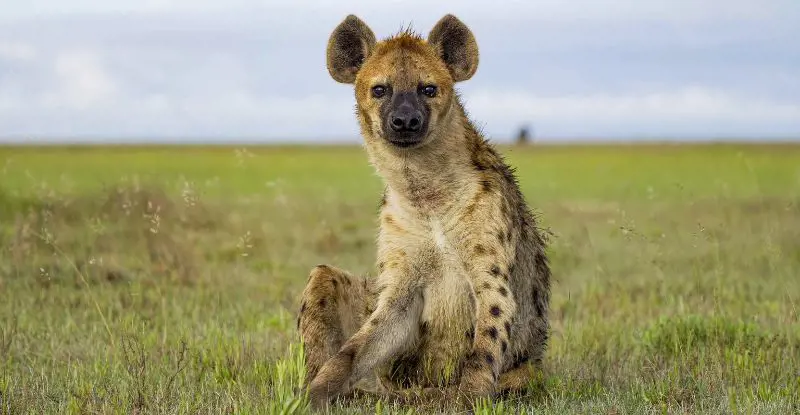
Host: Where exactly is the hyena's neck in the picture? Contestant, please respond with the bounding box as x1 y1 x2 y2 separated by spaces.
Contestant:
368 104 484 215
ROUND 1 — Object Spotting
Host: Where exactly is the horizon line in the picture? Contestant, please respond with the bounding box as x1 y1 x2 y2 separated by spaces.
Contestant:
2 136 800 147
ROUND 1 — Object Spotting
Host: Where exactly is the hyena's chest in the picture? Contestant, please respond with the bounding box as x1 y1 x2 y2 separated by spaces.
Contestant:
384 219 477 387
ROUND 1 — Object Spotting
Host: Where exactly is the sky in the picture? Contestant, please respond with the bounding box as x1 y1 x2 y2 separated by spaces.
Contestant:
1 0 799 143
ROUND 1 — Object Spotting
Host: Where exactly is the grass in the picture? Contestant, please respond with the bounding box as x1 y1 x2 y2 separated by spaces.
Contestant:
0 142 799 414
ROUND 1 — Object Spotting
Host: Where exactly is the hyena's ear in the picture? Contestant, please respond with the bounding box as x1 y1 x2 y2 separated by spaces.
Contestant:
428 14 479 82
326 15 377 84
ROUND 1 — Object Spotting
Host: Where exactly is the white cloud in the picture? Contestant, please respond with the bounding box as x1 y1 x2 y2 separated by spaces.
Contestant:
0 41 36 61
44 50 118 109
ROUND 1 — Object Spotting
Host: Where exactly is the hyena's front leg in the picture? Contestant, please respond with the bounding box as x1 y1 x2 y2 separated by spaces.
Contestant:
298 265 376 384
307 271 425 409
459 239 517 396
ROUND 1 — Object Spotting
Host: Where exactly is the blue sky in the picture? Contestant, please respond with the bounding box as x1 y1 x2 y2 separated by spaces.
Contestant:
1 0 799 142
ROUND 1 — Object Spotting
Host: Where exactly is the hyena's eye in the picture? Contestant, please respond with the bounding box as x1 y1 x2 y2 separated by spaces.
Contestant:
421 85 438 98
371 85 387 98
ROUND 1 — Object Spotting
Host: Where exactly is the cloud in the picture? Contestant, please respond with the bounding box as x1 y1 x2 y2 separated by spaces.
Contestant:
0 41 36 61
44 50 118 109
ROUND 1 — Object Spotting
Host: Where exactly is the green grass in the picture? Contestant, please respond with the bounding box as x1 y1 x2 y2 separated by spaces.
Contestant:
1 143 799 414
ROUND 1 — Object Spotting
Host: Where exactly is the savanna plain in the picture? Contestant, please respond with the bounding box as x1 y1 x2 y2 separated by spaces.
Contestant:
0 143 798 414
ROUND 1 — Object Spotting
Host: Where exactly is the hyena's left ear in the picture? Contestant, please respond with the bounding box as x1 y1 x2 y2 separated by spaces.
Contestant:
428 14 479 82
326 15 377 84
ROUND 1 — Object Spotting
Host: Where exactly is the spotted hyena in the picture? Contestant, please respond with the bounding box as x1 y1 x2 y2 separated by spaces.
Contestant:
297 14 551 409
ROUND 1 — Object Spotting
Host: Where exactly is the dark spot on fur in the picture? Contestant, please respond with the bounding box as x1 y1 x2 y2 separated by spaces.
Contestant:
466 326 475 340
420 321 430 335
300 302 307 314
482 282 491 290
465 201 477 216
378 262 385 272
485 353 495 365
505 322 512 337
481 179 492 192
371 318 381 326
318 299 326 308
498 286 508 297
296 316 301 329
474 244 486 255
496 230 504 243
490 265 501 277
501 340 508 353
490 306 501 317
508 264 515 275
512 353 529 369
486 327 498 340
331 279 338 289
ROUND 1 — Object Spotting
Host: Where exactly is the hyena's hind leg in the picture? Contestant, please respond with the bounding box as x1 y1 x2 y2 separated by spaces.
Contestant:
297 264 376 384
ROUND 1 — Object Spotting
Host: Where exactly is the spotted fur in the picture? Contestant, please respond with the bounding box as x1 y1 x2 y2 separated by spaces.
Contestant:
299 14 551 409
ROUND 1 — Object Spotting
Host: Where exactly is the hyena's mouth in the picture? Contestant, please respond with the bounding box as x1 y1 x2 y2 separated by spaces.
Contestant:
385 134 425 149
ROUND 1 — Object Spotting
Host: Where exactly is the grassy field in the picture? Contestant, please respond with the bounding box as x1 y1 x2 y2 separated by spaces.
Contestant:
0 143 799 414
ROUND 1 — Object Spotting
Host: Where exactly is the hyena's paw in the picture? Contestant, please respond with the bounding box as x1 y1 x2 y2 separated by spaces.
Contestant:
457 355 498 398
307 350 355 409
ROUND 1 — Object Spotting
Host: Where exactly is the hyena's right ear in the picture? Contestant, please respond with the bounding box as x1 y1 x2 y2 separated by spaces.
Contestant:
326 15 376 84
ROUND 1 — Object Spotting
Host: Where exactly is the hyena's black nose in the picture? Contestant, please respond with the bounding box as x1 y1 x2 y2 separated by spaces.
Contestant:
389 109 423 133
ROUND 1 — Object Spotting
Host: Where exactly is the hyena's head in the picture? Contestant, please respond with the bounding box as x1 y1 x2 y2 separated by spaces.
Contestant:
326 14 478 150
